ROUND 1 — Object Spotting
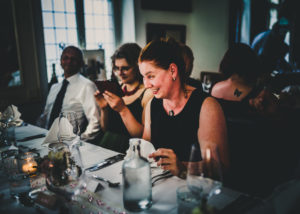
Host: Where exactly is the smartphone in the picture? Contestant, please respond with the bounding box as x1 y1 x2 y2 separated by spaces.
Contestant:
94 79 124 97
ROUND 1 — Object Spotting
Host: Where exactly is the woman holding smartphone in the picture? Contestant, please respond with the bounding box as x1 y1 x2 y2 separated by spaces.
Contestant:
94 43 153 153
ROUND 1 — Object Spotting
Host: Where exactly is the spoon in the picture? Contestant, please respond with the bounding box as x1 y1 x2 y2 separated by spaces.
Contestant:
92 175 120 188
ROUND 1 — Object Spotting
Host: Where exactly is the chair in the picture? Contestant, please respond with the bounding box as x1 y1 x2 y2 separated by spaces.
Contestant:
200 71 225 93
221 100 299 198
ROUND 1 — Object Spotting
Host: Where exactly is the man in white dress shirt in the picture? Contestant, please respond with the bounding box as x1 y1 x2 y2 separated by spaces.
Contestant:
41 46 101 142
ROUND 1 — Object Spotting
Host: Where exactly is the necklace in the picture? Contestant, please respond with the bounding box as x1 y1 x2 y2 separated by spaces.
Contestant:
166 88 188 117
169 110 174 116
122 84 140 96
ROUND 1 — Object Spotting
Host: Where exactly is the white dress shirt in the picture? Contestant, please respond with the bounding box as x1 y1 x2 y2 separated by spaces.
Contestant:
43 73 101 141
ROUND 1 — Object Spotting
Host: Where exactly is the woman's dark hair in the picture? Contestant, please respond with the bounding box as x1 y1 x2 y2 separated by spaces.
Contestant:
111 43 142 83
139 38 186 88
219 43 262 84
181 44 194 77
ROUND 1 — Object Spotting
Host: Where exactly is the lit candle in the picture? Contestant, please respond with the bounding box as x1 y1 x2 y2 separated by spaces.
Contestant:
22 158 38 174
205 148 211 162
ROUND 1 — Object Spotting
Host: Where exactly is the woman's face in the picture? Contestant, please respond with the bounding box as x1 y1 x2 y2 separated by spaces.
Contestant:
139 61 173 99
113 58 136 84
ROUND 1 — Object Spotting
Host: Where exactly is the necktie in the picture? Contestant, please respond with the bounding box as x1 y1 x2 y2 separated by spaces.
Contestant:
48 79 69 128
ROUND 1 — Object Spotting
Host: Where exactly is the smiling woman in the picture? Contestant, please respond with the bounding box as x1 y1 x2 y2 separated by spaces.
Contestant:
139 38 229 177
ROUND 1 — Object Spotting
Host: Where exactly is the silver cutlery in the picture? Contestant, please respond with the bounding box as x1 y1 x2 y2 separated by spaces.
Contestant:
92 175 120 187
151 171 173 186
86 154 125 172
151 170 171 180
17 134 46 142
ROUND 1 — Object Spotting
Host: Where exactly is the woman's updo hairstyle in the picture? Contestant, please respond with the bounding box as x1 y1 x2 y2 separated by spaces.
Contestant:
139 37 186 88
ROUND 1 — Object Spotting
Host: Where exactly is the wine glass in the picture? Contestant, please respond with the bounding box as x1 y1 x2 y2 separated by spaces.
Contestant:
202 75 212 93
0 105 15 147
187 143 223 201
55 111 83 178
0 105 15 127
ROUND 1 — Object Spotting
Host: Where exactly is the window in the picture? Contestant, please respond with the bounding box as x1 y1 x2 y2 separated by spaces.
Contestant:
41 0 115 83
269 0 280 29
84 0 115 79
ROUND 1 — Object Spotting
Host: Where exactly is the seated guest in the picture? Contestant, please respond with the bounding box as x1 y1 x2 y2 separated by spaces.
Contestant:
211 43 279 116
39 46 101 142
210 43 297 196
211 43 263 102
94 43 153 153
139 38 229 177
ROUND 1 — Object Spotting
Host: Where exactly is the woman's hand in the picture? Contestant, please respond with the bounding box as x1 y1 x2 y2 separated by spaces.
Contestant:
149 148 182 176
94 90 108 109
102 91 126 113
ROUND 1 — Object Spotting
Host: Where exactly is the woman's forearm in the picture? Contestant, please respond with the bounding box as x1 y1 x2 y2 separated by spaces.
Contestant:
119 107 144 137
99 107 109 132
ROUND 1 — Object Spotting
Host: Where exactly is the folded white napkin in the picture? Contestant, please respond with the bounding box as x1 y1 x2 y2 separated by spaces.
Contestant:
12 105 23 124
2 105 23 126
124 138 156 163
42 118 60 145
42 117 79 146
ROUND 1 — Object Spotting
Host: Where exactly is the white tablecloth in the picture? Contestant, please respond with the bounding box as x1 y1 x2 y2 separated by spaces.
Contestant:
10 124 242 214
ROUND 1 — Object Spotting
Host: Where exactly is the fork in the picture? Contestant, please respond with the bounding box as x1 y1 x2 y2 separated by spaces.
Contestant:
151 171 173 186
151 170 171 180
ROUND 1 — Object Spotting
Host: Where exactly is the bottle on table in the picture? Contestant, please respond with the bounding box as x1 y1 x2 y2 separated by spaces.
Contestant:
122 138 152 211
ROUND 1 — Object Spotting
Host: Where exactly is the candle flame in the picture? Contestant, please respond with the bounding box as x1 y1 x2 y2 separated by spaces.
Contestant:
206 148 211 161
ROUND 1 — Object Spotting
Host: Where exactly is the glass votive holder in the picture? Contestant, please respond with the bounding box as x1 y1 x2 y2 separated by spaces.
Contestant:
18 152 38 176
1 150 19 174
176 185 202 214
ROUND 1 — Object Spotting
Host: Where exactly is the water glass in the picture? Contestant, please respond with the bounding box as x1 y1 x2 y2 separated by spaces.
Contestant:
177 185 201 214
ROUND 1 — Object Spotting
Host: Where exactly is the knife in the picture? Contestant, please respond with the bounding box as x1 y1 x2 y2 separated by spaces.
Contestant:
17 134 46 142
86 154 125 172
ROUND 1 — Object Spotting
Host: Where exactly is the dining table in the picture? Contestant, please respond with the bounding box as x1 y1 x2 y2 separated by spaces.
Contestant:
0 124 259 214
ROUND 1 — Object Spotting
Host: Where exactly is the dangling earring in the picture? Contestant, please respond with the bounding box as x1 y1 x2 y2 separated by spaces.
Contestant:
173 77 176 81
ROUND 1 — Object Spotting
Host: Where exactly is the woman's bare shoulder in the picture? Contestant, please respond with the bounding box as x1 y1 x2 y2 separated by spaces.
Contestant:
201 96 224 115
211 80 228 98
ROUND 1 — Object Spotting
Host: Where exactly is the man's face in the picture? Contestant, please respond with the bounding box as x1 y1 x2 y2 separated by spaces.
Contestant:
60 48 83 78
